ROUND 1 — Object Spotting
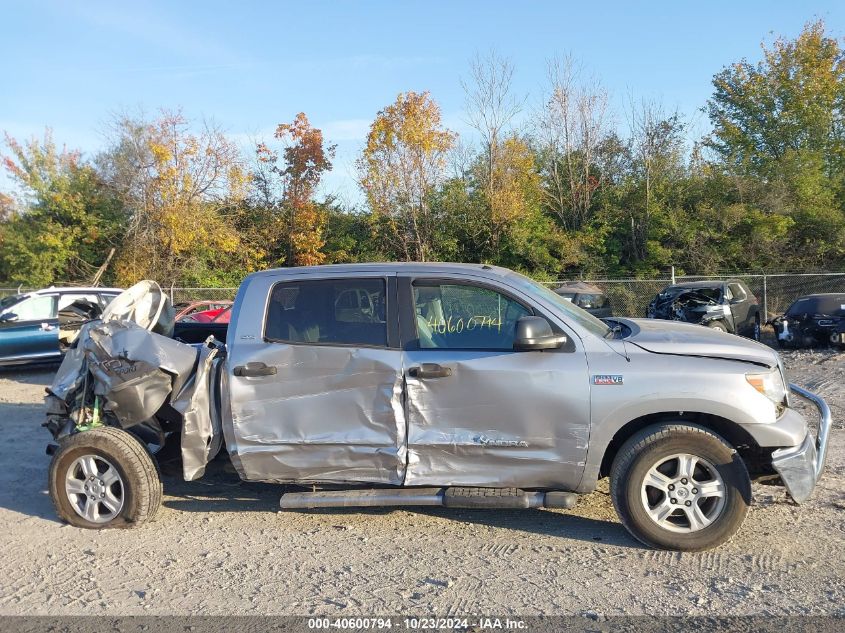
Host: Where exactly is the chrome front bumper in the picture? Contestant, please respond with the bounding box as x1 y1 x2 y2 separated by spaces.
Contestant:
770 383 832 503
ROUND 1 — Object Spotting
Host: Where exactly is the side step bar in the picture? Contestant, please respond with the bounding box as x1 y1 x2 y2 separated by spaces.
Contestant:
279 487 578 510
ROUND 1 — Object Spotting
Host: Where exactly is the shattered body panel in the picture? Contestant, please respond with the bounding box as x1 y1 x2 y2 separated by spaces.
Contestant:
647 286 730 328
44 281 227 481
82 321 197 427
172 343 223 480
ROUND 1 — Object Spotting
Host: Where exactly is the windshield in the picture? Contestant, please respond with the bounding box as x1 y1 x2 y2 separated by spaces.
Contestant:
787 296 845 317
658 286 722 302
506 272 611 337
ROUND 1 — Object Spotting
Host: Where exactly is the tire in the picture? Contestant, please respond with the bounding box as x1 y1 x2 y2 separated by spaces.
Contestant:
751 316 761 341
706 321 727 333
610 423 751 551
48 426 162 529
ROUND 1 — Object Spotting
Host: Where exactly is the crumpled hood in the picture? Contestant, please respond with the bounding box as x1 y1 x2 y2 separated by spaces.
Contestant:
619 318 778 368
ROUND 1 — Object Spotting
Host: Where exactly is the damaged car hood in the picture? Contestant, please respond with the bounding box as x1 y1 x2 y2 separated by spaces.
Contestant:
615 318 778 367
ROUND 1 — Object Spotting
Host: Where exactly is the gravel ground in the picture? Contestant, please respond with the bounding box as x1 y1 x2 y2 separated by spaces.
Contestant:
0 347 843 617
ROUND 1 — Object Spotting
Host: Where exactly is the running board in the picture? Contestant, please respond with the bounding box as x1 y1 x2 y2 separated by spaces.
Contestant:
279 487 578 510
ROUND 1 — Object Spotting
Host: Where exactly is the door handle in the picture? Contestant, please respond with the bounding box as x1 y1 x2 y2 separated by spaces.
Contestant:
233 362 277 377
408 363 452 379
40 323 56 331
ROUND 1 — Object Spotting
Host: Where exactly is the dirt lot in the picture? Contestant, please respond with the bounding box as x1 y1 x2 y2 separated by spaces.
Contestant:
0 347 843 617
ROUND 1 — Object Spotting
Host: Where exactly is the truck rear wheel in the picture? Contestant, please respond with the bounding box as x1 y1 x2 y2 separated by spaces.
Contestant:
48 427 162 529
610 423 750 551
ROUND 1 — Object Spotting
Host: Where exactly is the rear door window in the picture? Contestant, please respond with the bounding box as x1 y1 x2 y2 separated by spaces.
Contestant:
58 294 100 311
265 278 387 347
728 283 746 302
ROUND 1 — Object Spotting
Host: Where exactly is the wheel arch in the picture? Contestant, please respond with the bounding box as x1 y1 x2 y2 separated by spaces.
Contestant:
597 411 764 479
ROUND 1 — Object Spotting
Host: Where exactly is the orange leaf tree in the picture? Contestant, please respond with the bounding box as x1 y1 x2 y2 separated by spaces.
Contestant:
257 113 336 267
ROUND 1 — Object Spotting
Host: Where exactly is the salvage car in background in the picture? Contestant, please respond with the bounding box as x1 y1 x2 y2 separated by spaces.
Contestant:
0 287 121 366
174 300 233 321
771 293 845 349
43 265 830 551
180 304 232 324
647 279 761 340
553 281 613 318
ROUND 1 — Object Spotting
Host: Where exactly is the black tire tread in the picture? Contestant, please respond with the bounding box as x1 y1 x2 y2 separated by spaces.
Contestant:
48 426 162 528
610 423 750 551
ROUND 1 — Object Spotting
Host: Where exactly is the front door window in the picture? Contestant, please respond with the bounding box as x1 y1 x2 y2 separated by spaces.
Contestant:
9 295 56 321
412 282 530 350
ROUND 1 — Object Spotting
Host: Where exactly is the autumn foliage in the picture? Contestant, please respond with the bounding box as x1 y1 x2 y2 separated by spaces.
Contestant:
0 21 843 287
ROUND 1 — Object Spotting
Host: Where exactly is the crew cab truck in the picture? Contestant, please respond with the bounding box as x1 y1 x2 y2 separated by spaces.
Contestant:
46 264 831 551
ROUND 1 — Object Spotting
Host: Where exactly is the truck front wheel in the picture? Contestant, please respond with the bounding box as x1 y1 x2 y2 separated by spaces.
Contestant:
48 427 162 529
705 321 728 333
610 423 751 551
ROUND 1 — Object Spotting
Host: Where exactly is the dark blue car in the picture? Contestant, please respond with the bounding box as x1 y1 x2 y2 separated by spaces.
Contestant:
0 287 122 366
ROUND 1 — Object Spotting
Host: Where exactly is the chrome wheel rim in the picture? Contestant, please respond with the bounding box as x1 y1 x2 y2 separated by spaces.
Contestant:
640 453 726 533
64 455 124 524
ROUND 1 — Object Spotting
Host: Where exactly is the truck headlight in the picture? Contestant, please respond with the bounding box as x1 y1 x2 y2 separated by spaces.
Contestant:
746 369 787 409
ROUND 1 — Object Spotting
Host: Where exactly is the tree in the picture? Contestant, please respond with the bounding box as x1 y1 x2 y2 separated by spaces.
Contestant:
621 101 687 269
462 52 535 257
99 111 256 285
256 113 336 266
536 56 610 231
358 91 455 261
0 131 123 286
705 20 845 266
706 20 845 177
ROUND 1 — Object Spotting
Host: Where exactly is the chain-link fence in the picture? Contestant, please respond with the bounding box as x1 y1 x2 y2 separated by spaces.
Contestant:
2 272 845 320
543 273 845 319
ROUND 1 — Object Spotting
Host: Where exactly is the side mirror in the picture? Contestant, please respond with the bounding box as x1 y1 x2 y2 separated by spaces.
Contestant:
514 316 568 351
0 312 18 323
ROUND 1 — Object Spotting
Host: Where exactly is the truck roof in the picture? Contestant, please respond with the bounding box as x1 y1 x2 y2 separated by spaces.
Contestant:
669 280 734 289
247 262 516 279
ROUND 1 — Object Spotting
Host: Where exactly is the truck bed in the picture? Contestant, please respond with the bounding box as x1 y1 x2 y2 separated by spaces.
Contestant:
173 321 228 345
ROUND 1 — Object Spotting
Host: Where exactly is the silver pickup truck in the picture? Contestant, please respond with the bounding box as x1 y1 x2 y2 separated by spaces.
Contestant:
44 264 831 551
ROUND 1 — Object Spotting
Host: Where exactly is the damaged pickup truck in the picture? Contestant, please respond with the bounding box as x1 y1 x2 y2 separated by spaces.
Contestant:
647 279 761 340
43 264 831 551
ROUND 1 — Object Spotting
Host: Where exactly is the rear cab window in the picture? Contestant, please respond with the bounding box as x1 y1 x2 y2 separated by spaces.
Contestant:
264 278 388 347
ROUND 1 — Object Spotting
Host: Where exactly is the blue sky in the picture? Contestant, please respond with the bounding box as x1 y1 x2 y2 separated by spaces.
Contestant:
2 1 843 203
